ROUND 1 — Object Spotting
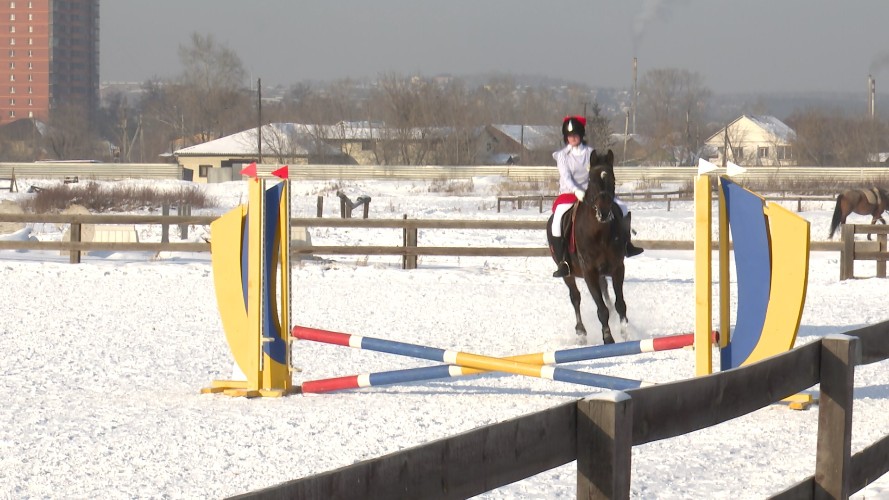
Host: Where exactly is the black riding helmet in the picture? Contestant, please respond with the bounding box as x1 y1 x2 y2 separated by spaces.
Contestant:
562 115 586 144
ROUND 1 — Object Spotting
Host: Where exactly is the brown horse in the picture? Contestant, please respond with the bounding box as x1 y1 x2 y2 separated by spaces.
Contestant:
546 149 628 344
828 187 889 240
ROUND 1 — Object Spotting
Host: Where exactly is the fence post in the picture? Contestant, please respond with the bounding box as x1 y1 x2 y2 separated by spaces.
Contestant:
69 222 81 264
576 394 632 499
178 204 190 240
161 203 170 244
814 335 860 500
402 214 417 270
316 196 323 218
839 224 854 280
338 193 348 218
878 233 887 278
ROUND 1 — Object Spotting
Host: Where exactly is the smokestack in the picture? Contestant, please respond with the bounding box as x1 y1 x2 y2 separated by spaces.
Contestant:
870 75 877 120
632 57 638 135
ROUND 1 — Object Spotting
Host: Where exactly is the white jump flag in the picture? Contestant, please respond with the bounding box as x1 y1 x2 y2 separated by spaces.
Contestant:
697 158 719 175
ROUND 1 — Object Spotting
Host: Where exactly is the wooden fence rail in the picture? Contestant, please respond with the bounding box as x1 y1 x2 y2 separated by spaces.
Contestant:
840 224 889 280
230 321 889 500
0 214 844 267
497 192 836 214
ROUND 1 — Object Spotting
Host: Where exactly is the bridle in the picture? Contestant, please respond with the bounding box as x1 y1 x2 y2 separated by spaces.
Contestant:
581 169 615 223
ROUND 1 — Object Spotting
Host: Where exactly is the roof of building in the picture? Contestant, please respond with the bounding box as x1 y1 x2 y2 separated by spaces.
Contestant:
489 124 560 151
174 123 343 157
706 114 796 144
746 115 796 142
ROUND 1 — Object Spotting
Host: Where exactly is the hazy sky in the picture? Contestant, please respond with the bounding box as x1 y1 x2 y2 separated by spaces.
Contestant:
102 1 889 95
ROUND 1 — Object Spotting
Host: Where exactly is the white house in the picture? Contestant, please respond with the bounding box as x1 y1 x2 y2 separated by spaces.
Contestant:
476 125 561 165
173 123 347 182
704 115 796 166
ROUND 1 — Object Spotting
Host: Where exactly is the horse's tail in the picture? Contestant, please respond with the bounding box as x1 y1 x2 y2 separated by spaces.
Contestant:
829 194 843 239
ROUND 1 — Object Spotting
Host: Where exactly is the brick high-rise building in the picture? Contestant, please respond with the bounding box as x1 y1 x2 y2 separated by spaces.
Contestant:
0 0 99 125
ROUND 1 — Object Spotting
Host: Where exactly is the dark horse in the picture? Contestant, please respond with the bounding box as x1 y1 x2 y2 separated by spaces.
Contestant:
828 186 889 240
547 149 628 345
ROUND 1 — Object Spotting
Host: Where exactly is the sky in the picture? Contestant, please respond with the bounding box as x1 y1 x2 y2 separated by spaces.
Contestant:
101 1 889 95
1 176 889 498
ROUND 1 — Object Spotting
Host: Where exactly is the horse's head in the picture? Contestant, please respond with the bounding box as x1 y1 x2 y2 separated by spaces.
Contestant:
581 149 616 223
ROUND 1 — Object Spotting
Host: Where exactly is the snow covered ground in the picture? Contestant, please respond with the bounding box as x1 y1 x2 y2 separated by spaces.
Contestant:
1 176 887 499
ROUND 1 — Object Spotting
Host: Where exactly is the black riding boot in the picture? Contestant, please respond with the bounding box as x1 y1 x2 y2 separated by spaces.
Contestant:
624 212 644 257
549 235 570 277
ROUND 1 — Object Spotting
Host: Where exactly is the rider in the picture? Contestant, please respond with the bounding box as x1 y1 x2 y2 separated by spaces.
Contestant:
548 115 643 278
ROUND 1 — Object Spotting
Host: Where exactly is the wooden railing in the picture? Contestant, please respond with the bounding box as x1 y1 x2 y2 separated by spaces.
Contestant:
839 224 889 280
0 214 843 267
496 192 836 214
496 191 688 213
0 167 18 192
230 322 889 500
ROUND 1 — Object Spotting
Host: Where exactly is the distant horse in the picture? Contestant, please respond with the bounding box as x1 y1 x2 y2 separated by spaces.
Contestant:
546 149 628 345
828 186 889 240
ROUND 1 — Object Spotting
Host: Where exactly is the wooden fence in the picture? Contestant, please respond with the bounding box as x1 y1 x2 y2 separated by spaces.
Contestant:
496 191 687 213
840 224 889 280
497 192 836 214
0 214 844 267
0 168 17 192
230 322 889 500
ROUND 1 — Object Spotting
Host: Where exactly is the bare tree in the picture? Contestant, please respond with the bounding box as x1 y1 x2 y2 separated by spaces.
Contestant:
585 101 613 152
636 68 711 165
44 102 106 160
786 108 889 166
176 33 252 142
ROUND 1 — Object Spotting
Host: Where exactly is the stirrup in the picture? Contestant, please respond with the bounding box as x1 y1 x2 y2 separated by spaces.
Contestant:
552 261 570 277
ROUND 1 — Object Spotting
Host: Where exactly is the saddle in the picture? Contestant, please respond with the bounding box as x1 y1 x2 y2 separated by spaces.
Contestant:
864 187 881 206
556 205 577 254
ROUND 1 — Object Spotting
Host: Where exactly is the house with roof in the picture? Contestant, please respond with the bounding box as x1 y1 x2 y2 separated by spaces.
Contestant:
477 125 561 165
173 123 348 182
313 120 449 166
318 121 385 165
704 115 797 166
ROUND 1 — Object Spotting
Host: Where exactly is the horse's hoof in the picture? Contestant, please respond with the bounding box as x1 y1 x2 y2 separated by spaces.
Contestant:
576 329 587 337
603 334 615 345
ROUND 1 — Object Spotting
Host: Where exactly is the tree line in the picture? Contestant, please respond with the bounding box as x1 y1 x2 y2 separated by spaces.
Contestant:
1 33 886 167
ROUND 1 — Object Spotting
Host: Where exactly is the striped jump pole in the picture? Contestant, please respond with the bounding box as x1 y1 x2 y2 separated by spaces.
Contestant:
292 326 664 393
296 326 717 394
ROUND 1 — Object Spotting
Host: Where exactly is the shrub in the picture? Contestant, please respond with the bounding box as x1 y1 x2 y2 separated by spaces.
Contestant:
20 181 217 213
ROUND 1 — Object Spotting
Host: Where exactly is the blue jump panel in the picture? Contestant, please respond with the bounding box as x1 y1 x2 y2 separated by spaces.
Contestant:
720 179 771 370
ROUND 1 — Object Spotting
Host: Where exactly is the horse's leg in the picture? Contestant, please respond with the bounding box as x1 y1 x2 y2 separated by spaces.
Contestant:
610 265 628 341
599 275 614 311
563 277 586 336
583 272 614 344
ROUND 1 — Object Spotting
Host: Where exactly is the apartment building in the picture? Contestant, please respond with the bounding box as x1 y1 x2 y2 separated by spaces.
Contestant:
0 0 99 124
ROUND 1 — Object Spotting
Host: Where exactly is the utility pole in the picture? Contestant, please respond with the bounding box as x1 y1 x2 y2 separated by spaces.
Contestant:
623 109 629 166
257 78 263 164
722 126 728 168
632 57 638 136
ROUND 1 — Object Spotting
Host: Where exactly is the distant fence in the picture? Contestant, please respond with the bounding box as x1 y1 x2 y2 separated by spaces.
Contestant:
0 214 842 268
231 323 889 499
247 164 889 184
497 192 837 214
0 162 183 181
497 191 688 213
3 162 889 184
